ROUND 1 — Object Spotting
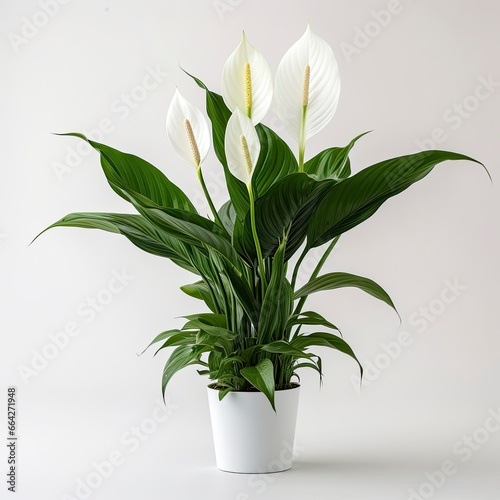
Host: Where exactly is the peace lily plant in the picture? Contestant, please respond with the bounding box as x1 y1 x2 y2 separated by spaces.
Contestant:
38 26 485 415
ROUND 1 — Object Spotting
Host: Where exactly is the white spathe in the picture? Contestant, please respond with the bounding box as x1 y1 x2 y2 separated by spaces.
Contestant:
221 32 273 125
275 24 341 143
224 109 261 185
166 89 210 168
207 385 300 473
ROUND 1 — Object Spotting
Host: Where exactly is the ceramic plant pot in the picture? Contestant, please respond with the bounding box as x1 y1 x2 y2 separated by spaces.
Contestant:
207 384 300 473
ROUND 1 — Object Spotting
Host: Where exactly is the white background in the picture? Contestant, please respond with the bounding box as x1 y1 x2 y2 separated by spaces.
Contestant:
1 1 499 499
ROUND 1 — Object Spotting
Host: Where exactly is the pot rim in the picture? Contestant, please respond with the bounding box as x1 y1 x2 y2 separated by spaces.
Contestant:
207 382 300 392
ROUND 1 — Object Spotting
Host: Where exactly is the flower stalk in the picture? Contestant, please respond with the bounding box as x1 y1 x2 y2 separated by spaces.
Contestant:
248 183 266 299
196 167 223 227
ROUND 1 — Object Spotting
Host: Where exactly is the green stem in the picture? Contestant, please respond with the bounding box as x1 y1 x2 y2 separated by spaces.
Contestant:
293 236 340 317
248 184 266 299
197 167 223 227
291 245 308 290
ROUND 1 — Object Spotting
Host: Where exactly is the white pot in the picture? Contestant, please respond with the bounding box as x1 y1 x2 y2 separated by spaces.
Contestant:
207 385 300 474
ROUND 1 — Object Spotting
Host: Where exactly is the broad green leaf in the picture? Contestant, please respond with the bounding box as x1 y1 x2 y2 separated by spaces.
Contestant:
130 203 248 275
240 358 276 411
234 173 320 261
261 340 312 359
182 313 227 328
304 132 369 181
58 133 196 212
195 331 233 355
294 272 397 315
218 388 233 401
252 124 298 197
292 332 362 377
218 200 237 237
37 212 197 274
183 320 236 341
307 150 485 248
180 281 218 313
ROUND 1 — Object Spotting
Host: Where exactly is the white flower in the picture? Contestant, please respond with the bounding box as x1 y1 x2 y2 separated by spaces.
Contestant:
166 89 210 168
275 25 341 168
221 32 273 125
224 109 261 185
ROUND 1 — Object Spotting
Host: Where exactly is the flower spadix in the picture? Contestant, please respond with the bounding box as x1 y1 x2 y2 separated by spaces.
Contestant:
222 32 273 125
275 25 341 167
166 89 210 168
225 108 261 185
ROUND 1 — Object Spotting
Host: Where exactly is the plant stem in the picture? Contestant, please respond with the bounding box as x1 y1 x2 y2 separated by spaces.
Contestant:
293 236 340 316
291 244 308 290
197 167 223 227
248 184 266 299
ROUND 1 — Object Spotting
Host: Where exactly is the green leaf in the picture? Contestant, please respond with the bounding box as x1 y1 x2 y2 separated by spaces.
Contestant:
294 272 398 316
292 332 362 378
252 124 298 197
130 203 248 274
206 249 260 328
218 388 233 401
180 281 217 313
218 200 237 236
234 173 320 261
194 331 233 355
287 311 340 333
240 358 276 411
182 313 227 328
141 329 184 354
57 133 196 212
293 360 323 378
307 150 486 248
183 320 236 341
257 239 293 344
36 212 197 274
154 332 197 354
304 132 369 181
162 345 208 397
261 340 312 359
